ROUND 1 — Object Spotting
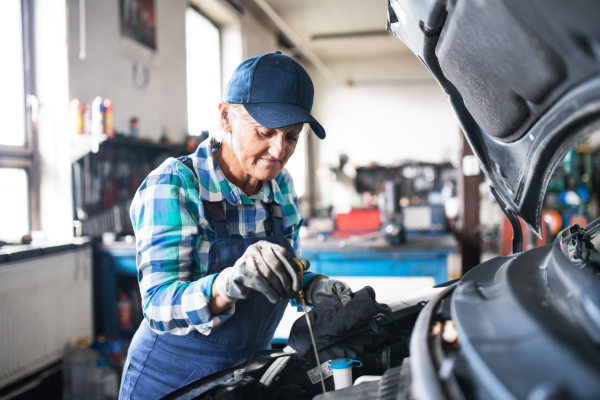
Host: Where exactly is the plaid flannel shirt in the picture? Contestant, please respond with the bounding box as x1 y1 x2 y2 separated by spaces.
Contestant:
130 139 309 336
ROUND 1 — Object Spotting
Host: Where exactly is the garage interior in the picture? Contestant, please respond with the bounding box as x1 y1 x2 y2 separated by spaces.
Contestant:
2 0 600 399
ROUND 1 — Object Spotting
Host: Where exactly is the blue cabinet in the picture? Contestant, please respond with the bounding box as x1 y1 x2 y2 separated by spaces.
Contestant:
301 234 456 285
96 244 140 337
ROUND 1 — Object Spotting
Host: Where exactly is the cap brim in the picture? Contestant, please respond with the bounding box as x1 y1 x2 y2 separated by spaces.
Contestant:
243 103 326 139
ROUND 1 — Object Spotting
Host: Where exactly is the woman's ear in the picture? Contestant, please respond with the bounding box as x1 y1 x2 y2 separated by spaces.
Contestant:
218 102 231 133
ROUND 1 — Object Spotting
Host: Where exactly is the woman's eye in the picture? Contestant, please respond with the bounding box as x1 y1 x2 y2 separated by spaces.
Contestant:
286 136 299 143
259 131 272 138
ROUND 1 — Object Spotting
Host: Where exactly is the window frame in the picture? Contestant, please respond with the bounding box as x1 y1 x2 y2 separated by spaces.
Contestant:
0 0 40 232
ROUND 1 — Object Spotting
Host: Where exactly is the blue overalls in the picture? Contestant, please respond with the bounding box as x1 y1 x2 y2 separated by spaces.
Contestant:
119 198 293 399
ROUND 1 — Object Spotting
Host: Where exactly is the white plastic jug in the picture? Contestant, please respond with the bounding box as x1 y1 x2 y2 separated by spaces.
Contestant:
93 358 119 400
329 358 362 390
63 338 99 400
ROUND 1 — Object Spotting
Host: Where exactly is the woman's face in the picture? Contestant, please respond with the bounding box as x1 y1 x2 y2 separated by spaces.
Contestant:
229 114 303 181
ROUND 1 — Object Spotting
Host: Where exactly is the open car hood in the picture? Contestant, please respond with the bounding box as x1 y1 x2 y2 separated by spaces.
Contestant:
387 0 600 236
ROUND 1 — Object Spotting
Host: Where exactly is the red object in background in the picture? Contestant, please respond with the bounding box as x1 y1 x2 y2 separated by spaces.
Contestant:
118 291 132 330
332 228 379 238
568 214 588 228
336 209 381 230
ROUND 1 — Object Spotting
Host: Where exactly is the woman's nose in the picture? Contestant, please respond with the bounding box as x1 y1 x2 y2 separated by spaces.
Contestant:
269 136 285 159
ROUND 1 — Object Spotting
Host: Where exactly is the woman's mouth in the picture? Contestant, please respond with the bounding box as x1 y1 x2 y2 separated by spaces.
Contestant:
261 158 281 166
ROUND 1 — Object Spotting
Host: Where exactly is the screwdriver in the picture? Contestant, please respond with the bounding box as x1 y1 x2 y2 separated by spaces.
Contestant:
295 259 327 394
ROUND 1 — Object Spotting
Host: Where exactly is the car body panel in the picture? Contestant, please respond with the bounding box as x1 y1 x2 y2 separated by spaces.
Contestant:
388 0 600 235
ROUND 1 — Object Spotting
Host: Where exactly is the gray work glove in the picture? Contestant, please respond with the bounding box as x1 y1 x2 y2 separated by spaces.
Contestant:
306 275 353 306
214 240 301 304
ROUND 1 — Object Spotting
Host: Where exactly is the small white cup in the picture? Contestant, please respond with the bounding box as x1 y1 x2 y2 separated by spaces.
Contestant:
102 232 116 245
329 359 362 390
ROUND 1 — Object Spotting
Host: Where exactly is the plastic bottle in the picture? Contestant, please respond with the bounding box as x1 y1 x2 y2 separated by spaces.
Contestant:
62 338 99 400
130 117 139 137
103 99 114 138
91 96 104 153
91 97 104 136
83 101 93 136
70 99 84 135
93 358 119 400
329 358 362 390
117 291 132 330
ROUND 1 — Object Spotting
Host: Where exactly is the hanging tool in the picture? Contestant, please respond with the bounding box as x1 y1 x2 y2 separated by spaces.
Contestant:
295 258 327 394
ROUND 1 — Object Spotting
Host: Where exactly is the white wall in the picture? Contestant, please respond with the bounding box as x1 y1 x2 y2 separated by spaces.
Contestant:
240 12 279 58
67 0 188 141
309 55 461 168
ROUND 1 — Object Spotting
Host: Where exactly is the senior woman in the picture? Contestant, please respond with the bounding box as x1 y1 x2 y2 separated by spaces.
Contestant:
119 51 352 399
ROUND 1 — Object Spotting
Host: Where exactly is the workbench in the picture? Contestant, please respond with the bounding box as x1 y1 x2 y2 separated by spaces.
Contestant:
301 234 457 285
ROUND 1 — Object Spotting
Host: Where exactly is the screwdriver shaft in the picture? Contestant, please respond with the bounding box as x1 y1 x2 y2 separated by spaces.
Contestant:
295 259 327 394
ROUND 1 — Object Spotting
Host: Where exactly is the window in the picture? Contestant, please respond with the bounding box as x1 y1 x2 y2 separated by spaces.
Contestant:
185 6 221 137
0 169 29 241
0 0 37 243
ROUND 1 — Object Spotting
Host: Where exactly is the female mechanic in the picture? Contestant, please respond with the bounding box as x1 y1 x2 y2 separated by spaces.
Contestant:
119 51 352 399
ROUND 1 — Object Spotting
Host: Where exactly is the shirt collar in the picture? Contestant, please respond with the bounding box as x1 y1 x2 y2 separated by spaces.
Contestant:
192 139 284 206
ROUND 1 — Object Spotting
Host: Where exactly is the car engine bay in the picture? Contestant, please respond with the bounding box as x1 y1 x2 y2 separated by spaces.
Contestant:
163 221 600 399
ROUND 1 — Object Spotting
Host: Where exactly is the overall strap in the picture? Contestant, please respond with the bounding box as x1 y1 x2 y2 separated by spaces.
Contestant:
264 202 284 236
202 200 231 239
177 156 231 239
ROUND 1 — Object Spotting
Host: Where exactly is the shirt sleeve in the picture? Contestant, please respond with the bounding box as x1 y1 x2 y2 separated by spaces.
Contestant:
129 161 234 336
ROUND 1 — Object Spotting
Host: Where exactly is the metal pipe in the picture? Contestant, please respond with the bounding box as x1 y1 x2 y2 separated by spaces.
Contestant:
79 0 86 60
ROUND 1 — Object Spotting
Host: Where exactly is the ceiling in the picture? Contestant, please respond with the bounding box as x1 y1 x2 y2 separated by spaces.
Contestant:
246 0 411 61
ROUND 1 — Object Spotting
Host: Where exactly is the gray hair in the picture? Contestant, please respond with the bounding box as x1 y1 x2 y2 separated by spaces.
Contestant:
213 102 309 142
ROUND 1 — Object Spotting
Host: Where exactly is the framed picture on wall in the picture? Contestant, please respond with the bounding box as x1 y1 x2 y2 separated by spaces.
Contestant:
120 0 157 50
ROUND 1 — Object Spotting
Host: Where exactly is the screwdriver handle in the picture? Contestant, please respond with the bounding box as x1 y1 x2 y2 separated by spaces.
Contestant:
294 259 306 299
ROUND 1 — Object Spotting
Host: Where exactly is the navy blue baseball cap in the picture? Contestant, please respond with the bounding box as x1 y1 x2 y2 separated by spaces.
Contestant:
224 51 326 139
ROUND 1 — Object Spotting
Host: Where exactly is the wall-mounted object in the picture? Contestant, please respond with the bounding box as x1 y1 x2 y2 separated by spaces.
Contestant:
120 0 156 50
71 137 187 238
132 62 150 90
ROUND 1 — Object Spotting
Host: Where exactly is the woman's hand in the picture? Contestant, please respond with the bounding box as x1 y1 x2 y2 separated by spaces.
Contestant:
213 241 301 305
306 276 353 306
